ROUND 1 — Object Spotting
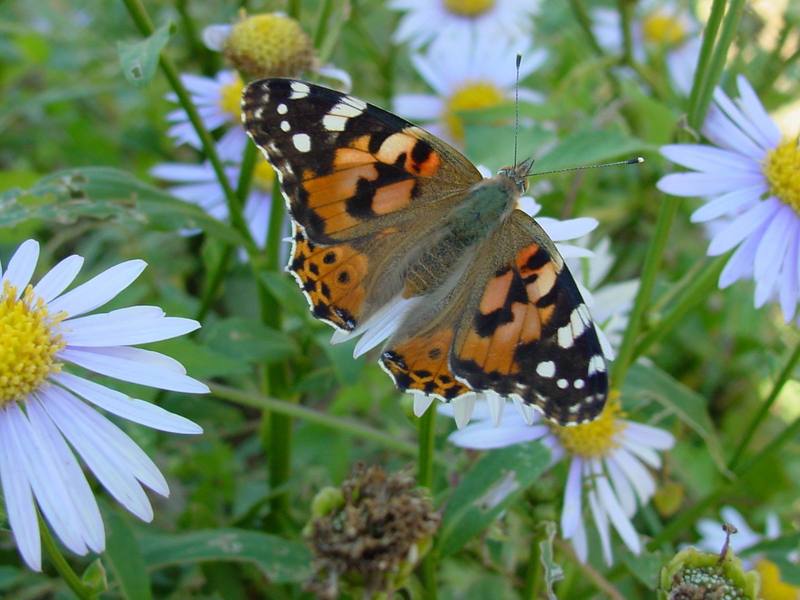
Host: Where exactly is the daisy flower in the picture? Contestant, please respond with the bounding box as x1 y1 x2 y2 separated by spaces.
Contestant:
694 507 800 599
150 158 275 250
449 396 675 565
0 240 206 571
592 1 700 95
657 76 800 321
389 0 538 50
393 29 546 145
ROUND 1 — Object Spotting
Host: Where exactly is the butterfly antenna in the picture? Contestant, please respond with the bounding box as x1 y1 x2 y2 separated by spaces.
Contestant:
513 54 521 168
530 156 645 178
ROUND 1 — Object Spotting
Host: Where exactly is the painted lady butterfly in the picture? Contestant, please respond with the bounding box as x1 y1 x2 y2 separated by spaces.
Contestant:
241 79 607 425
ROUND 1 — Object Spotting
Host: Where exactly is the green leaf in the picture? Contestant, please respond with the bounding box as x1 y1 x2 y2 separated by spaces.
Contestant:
103 510 152 600
539 521 564 600
203 317 299 364
623 363 730 477
437 442 550 556
464 123 556 174
744 531 800 556
533 128 651 173
117 22 173 87
259 271 310 318
0 167 245 245
139 528 312 583
80 559 108 596
621 548 665 590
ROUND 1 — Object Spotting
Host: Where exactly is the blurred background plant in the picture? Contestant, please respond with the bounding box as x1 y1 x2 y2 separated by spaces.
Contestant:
0 0 799 598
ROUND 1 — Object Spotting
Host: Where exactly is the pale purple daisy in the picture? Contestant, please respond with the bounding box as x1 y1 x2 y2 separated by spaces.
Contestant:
0 240 206 571
657 76 800 320
389 0 539 50
449 398 674 565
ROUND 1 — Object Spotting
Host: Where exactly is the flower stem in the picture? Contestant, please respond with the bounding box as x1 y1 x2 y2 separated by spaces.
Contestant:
632 255 726 360
40 516 94 600
689 0 746 130
522 530 543 600
121 0 257 255
195 244 234 321
686 0 725 130
313 0 334 49
728 338 800 470
174 0 217 77
611 196 680 388
417 408 437 599
617 0 634 66
210 383 426 458
287 0 301 20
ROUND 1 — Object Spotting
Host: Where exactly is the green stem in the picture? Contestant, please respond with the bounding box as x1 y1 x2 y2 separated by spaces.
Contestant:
618 0 634 66
686 0 726 130
174 0 216 76
40 517 94 600
121 0 257 255
728 338 800 470
417 408 437 599
690 0 747 130
632 256 726 360
611 197 680 388
522 530 542 600
195 244 234 321
210 383 426 458
313 0 334 49
287 0 300 20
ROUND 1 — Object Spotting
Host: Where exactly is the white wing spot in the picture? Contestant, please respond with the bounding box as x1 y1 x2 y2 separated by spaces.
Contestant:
277 103 288 115
292 133 311 152
570 307 586 338
343 96 367 111
289 81 310 99
573 379 585 389
557 325 573 349
322 114 348 131
536 361 556 378
280 120 291 132
588 355 606 375
254 107 264 120
557 378 569 389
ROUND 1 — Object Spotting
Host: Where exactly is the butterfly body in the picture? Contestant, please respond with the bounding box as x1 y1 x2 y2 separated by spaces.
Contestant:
242 78 608 425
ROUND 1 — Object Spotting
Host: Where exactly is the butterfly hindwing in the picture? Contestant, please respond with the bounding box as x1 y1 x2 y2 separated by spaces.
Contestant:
450 210 608 425
241 78 482 244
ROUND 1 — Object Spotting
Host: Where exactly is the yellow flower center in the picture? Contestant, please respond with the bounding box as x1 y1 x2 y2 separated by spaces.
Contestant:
0 282 65 406
224 12 314 78
642 11 687 46
219 73 245 120
763 137 800 213
551 395 625 458
445 81 505 143
443 0 495 17
253 159 276 191
755 559 800 600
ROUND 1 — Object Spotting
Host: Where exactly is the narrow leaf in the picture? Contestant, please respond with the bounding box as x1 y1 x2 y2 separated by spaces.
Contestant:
539 521 564 600
104 510 152 600
117 22 174 87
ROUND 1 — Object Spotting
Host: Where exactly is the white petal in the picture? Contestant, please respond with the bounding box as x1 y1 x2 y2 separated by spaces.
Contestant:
708 197 779 256
4 403 87 555
587 467 613 565
735 75 781 148
517 196 541 217
201 24 231 51
53 372 202 434
33 255 84 303
2 239 39 298
712 86 774 152
26 397 105 553
690 185 765 223
605 456 637 516
660 144 761 175
620 435 662 468
0 406 41 571
62 307 200 347
753 207 795 307
351 296 418 357
452 393 477 429
593 462 641 554
412 392 435 417
392 94 443 121
718 222 765 288
513 397 537 425
702 104 766 161
58 347 209 393
560 457 583 538
538 217 598 242
40 387 155 522
570 506 589 563
621 422 675 450
47 260 147 318
608 447 655 504
317 64 352 91
449 420 548 449
657 172 763 197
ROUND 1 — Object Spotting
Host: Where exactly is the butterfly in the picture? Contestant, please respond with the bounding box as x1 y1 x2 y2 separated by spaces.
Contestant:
241 79 608 425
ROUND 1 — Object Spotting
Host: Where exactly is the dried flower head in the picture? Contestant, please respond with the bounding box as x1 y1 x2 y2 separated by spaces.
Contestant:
223 12 314 78
659 547 760 600
306 463 440 598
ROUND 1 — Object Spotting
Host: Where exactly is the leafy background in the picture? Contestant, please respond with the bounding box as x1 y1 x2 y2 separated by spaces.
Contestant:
1 0 799 598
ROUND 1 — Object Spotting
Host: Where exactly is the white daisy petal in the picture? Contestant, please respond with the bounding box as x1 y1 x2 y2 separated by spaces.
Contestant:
0 406 42 571
53 372 202 434
690 185 765 223
657 172 763 197
753 207 795 307
707 197 780 256
605 455 637 516
560 457 583 538
660 144 762 175
201 24 231 51
62 307 200 347
735 75 781 147
570 505 589 563
47 260 147 318
620 421 675 450
703 104 766 161
587 469 613 566
450 420 548 449
538 217 598 242
712 86 774 151
593 461 641 554
32 255 84 303
392 94 444 120
620 435 662 469
2 239 39 298
718 221 766 288
608 447 655 504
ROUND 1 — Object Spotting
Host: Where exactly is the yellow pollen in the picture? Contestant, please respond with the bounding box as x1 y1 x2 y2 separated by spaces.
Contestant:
219 74 245 120
642 11 687 46
223 12 314 78
755 559 800 600
551 396 625 458
253 159 276 191
763 137 800 213
445 81 505 143
0 282 65 406
443 0 495 17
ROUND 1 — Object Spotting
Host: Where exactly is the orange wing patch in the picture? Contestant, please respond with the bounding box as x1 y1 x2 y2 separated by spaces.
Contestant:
289 225 369 331
381 327 471 400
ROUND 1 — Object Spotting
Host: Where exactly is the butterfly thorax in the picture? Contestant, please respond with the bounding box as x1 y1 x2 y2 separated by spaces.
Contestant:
403 174 519 297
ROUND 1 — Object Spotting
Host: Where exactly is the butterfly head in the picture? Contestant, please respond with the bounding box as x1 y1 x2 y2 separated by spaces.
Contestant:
498 157 535 194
